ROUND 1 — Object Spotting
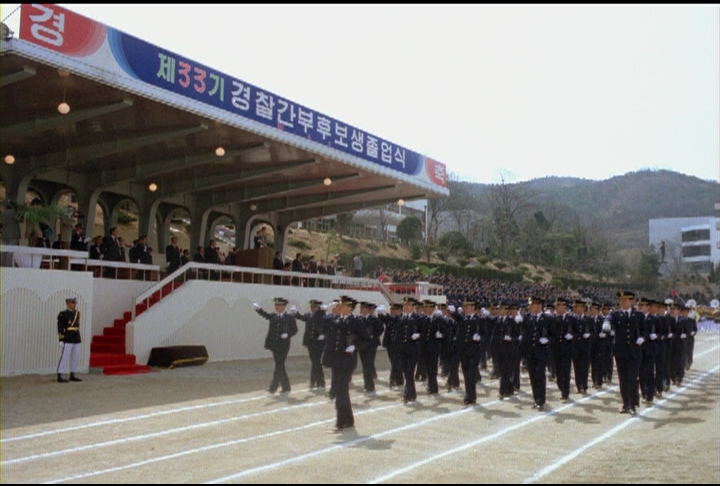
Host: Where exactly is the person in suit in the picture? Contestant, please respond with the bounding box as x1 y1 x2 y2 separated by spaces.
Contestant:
204 239 220 265
294 299 327 390
526 296 551 411
101 226 122 278
165 236 181 275
291 253 304 286
611 291 645 415
70 223 88 251
56 296 83 383
88 235 103 260
253 298 298 394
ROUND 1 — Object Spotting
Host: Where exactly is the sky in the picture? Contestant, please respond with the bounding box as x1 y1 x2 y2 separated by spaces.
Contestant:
2 4 719 185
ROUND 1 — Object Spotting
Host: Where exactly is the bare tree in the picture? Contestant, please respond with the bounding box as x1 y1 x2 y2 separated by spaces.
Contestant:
488 173 534 259
372 205 390 244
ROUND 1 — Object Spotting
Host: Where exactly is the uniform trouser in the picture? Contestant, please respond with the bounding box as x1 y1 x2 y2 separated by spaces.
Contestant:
421 348 440 393
670 341 686 384
591 340 606 386
686 337 695 370
654 346 666 394
615 354 640 410
497 345 515 396
662 342 672 388
573 343 591 392
270 349 290 392
528 354 547 405
359 346 377 391
511 348 522 391
554 351 573 398
57 342 81 374
415 344 427 380
308 345 325 388
640 352 657 400
439 346 452 376
546 347 556 379
603 340 615 382
332 363 354 427
460 351 480 404
402 350 418 401
447 351 461 389
387 346 404 387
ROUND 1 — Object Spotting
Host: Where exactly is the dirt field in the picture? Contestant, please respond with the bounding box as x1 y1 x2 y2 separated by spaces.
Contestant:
2 334 719 484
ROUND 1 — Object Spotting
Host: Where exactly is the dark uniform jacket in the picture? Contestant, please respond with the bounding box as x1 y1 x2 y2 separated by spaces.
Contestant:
524 313 551 359
57 309 81 344
454 313 484 356
298 309 327 348
611 308 645 359
256 308 298 353
323 315 362 368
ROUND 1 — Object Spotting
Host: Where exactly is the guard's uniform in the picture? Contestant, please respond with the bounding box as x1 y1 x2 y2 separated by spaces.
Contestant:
297 301 327 389
57 297 82 383
255 299 298 393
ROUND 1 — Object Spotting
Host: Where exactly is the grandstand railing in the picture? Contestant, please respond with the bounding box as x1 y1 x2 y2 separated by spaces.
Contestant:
0 244 160 280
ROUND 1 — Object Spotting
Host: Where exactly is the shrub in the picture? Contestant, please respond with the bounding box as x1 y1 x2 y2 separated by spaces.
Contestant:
387 243 398 250
289 239 311 250
117 210 137 225
409 242 422 260
477 255 490 265
495 261 507 270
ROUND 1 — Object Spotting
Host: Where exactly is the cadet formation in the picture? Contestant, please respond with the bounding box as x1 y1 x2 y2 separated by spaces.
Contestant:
254 290 699 430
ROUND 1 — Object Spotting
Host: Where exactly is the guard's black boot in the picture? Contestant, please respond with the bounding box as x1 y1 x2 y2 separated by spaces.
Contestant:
57 374 68 383
69 373 82 382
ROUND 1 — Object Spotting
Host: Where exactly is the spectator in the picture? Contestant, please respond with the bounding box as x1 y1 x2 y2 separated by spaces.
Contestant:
352 253 363 278
291 253 304 286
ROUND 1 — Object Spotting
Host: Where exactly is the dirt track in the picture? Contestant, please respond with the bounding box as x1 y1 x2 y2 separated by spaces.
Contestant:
2 334 719 484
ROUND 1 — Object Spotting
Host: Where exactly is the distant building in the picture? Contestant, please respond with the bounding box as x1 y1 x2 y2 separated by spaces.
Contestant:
649 208 720 276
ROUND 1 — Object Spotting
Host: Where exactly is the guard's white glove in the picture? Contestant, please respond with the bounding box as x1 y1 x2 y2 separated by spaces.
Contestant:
503 335 512 342
610 331 615 337
691 331 696 336
599 332 607 338
448 305 456 313
58 341 65 348
435 331 443 339
583 333 591 339
317 334 325 341
680 333 687 339
650 333 657 341
320 304 328 311
433 309 443 317
457 307 464 314
345 344 355 353
280 333 289 339
289 305 297 313
472 333 481 342
636 337 644 345
252 302 260 310
411 333 420 341
539 337 549 345
376 305 387 314
668 332 674 339
518 335 523 342
544 309 553 316
602 320 611 332
564 333 574 341
515 314 524 324
83 236 90 244
482 309 491 317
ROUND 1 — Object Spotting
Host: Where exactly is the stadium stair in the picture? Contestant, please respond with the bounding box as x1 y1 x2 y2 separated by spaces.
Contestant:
89 281 183 375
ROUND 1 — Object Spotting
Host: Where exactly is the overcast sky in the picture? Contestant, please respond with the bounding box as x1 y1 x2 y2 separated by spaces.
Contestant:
3 4 719 185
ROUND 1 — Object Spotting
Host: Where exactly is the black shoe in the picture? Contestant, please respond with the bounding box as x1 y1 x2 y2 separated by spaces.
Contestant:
537 404 545 411
630 408 637 416
69 374 82 382
267 388 277 394
57 374 68 383
619 408 630 414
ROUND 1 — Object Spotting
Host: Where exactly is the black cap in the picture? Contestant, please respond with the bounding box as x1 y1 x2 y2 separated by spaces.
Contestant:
617 290 635 300
309 299 323 306
273 297 289 305
65 296 77 303
528 296 544 305
390 303 404 310
422 300 436 308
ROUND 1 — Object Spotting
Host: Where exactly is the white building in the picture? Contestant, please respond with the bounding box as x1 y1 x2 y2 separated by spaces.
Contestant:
649 211 720 276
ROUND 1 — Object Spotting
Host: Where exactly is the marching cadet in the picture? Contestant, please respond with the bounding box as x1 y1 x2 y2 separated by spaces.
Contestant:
322 296 361 431
512 302 527 393
661 300 674 393
589 302 609 389
454 300 484 406
495 301 520 399
398 297 422 404
685 303 698 371
638 298 661 404
414 300 428 383
552 297 575 401
601 302 616 385
651 299 669 398
525 296 551 411
444 302 462 392
418 300 444 395
294 299 327 390
56 296 83 383
611 291 645 415
380 302 404 390
357 301 383 393
572 300 592 395
669 303 688 386
253 297 299 394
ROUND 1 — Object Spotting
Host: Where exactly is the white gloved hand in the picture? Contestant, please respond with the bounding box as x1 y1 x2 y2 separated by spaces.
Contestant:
599 332 607 338
636 337 644 345
650 333 657 340
681 333 687 339
602 320 611 332
518 335 523 342
433 309 443 317
544 309 553 315
610 331 615 337
583 333 591 339
317 334 325 341
458 307 464 314
280 333 289 339
345 344 355 353
58 341 65 348
252 302 260 310
515 314 524 324
691 332 696 336
411 333 420 341
320 304 328 311
503 335 512 342
564 333 574 341
472 333 481 342
482 309 491 317
539 337 549 345
376 305 387 314
435 331 443 339
668 333 674 339
448 305 456 313
289 305 297 313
